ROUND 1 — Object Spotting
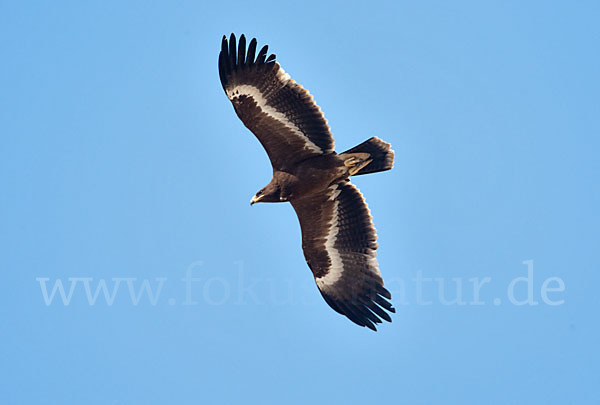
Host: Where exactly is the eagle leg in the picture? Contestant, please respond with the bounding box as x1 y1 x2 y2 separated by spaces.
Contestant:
343 153 373 176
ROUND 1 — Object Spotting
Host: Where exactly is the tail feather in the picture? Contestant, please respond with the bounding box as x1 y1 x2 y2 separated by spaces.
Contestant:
340 137 394 176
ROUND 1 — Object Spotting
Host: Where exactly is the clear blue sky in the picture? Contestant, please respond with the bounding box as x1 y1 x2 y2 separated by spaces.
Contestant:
1 1 599 403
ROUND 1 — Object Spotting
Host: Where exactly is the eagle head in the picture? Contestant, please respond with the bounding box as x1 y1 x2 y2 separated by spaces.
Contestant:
250 183 284 205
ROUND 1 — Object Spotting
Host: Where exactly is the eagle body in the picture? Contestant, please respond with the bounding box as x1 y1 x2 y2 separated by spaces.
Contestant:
262 154 347 203
219 34 396 331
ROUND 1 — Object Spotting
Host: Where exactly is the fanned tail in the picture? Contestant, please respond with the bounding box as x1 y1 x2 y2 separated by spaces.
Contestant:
340 137 394 176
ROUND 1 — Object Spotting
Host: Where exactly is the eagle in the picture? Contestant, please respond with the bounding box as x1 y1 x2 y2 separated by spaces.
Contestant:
218 34 396 331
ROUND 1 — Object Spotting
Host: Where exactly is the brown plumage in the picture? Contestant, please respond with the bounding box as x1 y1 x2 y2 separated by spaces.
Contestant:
218 34 395 331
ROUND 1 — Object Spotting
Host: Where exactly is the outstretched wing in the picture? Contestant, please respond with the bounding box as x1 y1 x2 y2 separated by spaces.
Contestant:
291 181 395 331
218 34 335 171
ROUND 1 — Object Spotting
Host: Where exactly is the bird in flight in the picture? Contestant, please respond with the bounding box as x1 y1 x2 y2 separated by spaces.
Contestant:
218 34 395 331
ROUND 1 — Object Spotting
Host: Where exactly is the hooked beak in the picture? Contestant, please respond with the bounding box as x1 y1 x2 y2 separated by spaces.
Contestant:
250 194 262 206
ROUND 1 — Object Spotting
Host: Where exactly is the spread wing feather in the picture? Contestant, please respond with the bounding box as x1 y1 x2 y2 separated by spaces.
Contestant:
219 34 335 171
291 181 395 331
